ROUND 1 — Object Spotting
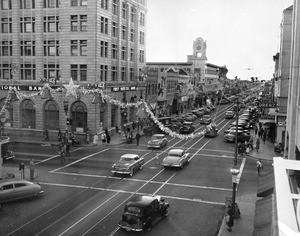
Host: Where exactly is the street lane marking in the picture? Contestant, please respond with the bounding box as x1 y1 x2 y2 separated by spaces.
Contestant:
50 148 109 173
236 157 246 185
153 173 176 195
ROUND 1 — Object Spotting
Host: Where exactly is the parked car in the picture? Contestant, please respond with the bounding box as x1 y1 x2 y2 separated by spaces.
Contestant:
162 149 190 169
224 127 250 135
118 195 170 232
180 122 195 134
225 110 235 119
112 154 144 176
191 110 204 117
224 130 251 143
147 134 168 149
182 114 196 121
185 113 197 120
0 179 44 203
207 105 215 111
200 115 212 124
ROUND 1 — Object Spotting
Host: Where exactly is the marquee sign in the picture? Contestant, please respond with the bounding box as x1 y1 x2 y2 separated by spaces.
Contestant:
259 101 277 108
0 85 59 91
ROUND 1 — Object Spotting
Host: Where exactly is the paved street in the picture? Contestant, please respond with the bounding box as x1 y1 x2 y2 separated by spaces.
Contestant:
0 104 272 236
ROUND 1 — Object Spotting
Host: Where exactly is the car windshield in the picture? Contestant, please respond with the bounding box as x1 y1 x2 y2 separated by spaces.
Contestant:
168 151 182 157
126 206 142 214
151 136 162 140
120 157 134 162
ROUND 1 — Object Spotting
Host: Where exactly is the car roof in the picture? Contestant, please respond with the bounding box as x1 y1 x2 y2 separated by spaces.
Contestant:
126 195 159 208
121 154 139 159
152 134 165 138
0 179 32 185
168 149 184 155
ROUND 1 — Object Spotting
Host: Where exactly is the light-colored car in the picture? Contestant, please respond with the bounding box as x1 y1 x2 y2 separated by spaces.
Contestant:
112 154 144 176
225 110 235 119
147 134 168 148
162 149 190 169
224 130 251 142
0 179 44 203
200 115 212 124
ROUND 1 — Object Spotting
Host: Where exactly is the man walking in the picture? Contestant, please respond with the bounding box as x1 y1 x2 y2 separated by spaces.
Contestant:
256 139 260 151
136 132 140 146
256 159 263 176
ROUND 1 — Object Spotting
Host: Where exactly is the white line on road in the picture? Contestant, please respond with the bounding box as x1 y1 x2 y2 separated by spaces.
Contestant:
50 148 109 173
153 173 176 195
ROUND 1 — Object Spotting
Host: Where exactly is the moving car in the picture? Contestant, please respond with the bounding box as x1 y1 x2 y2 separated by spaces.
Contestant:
118 195 170 232
0 179 44 203
147 134 168 148
180 122 195 134
191 109 204 117
112 154 144 176
224 127 250 135
162 149 190 169
224 130 251 143
225 110 235 119
200 115 212 124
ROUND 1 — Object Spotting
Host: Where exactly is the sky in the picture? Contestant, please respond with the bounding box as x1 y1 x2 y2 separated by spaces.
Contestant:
146 0 293 81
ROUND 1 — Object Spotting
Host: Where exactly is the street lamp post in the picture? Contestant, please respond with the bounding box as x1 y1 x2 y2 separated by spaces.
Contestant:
227 98 240 231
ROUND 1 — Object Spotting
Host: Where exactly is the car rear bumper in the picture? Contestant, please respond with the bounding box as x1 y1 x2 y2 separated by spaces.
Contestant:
112 170 131 175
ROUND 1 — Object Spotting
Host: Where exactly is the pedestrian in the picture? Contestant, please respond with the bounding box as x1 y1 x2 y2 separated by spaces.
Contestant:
93 133 99 146
101 133 106 143
43 128 47 142
115 125 119 135
255 139 260 151
263 131 267 144
58 129 62 142
256 159 263 176
66 141 71 157
59 145 66 164
249 138 254 151
106 134 111 144
45 129 49 141
29 158 35 180
136 132 140 146
254 126 258 137
246 144 250 155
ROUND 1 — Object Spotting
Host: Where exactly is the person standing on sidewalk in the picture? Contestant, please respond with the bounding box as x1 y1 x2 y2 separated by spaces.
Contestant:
29 158 35 180
93 133 99 146
256 159 263 176
263 131 267 144
136 132 140 146
255 139 260 151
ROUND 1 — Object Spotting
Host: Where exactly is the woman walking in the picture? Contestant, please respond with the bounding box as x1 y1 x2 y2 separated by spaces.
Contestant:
255 139 260 151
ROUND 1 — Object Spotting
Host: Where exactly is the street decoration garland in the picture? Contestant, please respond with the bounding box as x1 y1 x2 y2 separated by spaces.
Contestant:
0 79 209 139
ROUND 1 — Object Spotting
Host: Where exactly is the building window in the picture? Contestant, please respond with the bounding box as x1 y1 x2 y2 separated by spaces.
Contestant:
80 40 87 56
122 2 127 19
20 63 36 80
20 17 35 33
0 41 12 56
44 40 59 56
71 0 87 7
71 40 78 56
100 41 108 57
1 0 11 9
112 44 118 59
43 16 59 32
139 31 145 45
71 101 87 131
111 66 117 81
101 0 108 9
43 64 59 82
100 65 108 81
130 48 134 62
1 18 12 33
130 68 134 81
121 46 126 60
20 0 35 9
21 99 36 129
130 28 135 42
21 41 35 56
121 25 126 40
121 67 126 81
140 12 145 26
70 64 87 81
43 0 58 8
0 64 11 80
139 50 144 63
100 16 108 34
70 40 86 56
44 100 59 130
112 21 118 37
70 15 87 32
131 6 135 23
112 0 118 15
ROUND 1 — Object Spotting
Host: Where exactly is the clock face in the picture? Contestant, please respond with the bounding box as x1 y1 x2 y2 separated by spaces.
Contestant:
196 44 201 51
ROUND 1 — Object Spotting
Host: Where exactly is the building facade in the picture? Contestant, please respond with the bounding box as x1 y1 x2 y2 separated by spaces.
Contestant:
0 0 147 138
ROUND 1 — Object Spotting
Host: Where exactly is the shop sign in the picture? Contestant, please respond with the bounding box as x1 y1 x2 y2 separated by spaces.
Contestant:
0 85 58 91
259 102 277 108
111 86 137 92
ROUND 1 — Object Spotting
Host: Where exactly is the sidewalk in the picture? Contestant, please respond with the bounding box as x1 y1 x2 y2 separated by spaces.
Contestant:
218 133 279 235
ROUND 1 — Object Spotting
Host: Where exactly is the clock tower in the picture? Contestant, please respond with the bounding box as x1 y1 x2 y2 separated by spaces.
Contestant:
187 37 207 85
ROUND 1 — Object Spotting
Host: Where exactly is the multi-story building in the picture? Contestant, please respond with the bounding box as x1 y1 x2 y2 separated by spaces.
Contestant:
0 0 147 139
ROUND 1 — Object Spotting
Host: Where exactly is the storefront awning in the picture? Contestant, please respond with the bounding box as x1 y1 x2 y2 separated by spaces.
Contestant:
253 195 274 236
257 171 274 198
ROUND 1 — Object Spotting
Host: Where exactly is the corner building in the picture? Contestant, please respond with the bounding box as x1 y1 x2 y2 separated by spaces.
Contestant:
0 0 147 139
